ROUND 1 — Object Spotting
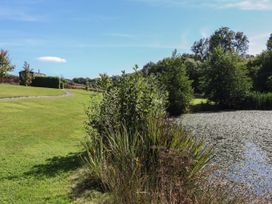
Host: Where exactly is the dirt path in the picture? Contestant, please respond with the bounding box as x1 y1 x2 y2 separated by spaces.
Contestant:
0 89 73 101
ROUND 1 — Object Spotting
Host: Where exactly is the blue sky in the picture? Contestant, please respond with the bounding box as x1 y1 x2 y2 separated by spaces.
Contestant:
1 0 272 78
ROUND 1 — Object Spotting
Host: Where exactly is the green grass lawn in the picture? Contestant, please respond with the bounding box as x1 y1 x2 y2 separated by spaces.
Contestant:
0 86 100 203
191 98 208 105
0 84 64 98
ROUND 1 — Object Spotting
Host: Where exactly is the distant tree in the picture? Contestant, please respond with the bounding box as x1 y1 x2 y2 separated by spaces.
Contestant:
97 73 112 90
143 56 193 115
184 58 203 94
191 38 209 60
253 51 272 92
203 48 252 107
267 76 272 91
72 77 88 85
20 61 33 86
192 27 249 59
267 34 272 51
0 50 15 83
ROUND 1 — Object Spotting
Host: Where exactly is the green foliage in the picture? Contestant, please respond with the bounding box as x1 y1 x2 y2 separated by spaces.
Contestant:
96 73 112 90
191 37 209 60
0 49 15 82
251 51 272 92
20 61 33 86
243 92 272 110
31 76 62 89
192 27 249 59
143 57 193 115
203 48 252 108
86 69 167 139
267 33 272 51
184 58 203 94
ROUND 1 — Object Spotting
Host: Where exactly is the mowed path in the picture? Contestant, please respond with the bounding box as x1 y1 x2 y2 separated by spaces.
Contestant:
0 89 73 101
0 88 100 203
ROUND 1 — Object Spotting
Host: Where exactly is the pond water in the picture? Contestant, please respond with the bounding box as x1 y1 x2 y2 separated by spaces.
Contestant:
179 111 272 199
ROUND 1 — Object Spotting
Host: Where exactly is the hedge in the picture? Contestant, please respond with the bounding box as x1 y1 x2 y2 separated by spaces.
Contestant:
31 76 63 89
242 92 272 110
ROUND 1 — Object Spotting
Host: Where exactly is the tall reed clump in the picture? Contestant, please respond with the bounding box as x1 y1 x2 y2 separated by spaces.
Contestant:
84 69 221 203
243 92 272 110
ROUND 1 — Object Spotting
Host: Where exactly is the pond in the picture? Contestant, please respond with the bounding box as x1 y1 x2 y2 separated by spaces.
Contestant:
179 111 272 199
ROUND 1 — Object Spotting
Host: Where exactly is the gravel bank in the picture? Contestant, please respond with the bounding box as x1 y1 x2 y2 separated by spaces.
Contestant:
179 111 272 198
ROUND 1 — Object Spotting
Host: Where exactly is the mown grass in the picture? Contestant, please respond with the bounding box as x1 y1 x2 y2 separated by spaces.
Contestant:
190 98 208 105
0 87 99 203
0 83 64 98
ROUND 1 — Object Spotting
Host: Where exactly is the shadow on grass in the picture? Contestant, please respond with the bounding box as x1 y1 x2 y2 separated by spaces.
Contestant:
24 152 84 178
70 172 106 200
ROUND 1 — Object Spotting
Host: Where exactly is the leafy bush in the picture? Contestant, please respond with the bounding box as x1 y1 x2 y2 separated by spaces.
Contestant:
84 69 249 203
203 48 252 108
31 76 62 89
19 62 33 86
86 69 167 139
143 57 193 115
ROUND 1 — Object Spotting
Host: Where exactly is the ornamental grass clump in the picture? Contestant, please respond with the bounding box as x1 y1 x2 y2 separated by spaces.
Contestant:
84 118 214 204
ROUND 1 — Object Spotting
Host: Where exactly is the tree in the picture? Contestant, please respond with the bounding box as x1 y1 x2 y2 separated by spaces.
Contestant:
143 57 193 115
0 50 15 83
96 73 112 90
184 57 203 94
20 61 33 86
267 34 272 51
203 48 252 107
253 51 272 92
191 38 209 60
192 27 249 59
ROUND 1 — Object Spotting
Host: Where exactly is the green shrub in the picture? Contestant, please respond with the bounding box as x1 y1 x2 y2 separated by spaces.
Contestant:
203 48 252 108
86 69 167 139
31 76 62 89
84 69 248 203
143 57 193 115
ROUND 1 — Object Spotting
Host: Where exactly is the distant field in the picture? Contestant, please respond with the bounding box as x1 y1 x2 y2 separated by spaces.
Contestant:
0 86 101 203
0 84 64 98
191 98 208 105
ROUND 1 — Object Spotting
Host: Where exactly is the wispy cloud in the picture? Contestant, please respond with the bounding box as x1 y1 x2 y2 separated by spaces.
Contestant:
132 0 272 10
0 6 42 22
38 56 67 63
222 0 272 10
104 33 136 38
0 8 39 21
74 42 187 49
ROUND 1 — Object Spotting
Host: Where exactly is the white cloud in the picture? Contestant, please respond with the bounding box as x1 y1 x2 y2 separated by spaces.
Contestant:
38 56 67 63
132 0 272 10
248 33 270 55
222 0 272 10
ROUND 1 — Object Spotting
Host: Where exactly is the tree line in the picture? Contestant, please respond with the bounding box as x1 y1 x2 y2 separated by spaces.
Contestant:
1 27 272 112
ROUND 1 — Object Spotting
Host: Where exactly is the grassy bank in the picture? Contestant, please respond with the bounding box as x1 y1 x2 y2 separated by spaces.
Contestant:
0 87 96 203
0 84 64 98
